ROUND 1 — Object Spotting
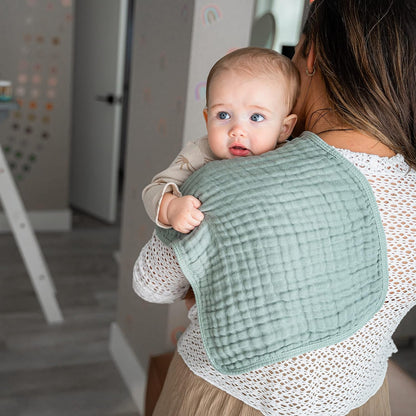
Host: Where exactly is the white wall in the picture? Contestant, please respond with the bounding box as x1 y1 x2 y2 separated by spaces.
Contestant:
112 0 255 393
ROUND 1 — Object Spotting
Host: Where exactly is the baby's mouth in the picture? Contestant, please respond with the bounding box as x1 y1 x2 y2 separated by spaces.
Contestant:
229 144 251 157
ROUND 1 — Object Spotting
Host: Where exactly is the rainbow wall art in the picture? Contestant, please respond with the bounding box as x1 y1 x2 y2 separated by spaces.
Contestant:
201 4 222 25
194 81 207 101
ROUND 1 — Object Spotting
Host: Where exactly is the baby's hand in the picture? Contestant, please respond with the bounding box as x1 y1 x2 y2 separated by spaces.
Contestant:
167 195 204 233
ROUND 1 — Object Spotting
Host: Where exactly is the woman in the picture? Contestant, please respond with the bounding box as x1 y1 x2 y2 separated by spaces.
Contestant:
133 1 416 414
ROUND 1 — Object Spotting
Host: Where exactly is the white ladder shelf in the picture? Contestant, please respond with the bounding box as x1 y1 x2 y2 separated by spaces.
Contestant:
0 102 63 324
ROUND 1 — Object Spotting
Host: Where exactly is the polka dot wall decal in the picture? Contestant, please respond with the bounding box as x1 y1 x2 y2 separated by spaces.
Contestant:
48 77 58 87
16 86 26 97
0 0 72 184
29 154 37 162
157 118 167 135
18 74 28 84
32 74 41 84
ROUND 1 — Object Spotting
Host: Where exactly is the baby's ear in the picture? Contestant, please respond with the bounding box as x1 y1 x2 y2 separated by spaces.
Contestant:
278 114 298 142
203 107 208 125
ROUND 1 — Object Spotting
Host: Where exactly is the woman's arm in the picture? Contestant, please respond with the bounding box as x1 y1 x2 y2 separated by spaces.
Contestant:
133 232 190 304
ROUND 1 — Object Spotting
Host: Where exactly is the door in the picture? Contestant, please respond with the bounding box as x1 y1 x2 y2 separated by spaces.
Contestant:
250 0 306 52
70 0 128 222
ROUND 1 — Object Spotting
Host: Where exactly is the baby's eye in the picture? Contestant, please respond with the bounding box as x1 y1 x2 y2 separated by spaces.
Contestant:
217 111 230 120
250 113 264 122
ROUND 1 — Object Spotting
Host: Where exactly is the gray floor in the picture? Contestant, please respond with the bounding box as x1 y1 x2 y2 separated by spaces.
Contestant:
0 209 139 416
0 208 414 416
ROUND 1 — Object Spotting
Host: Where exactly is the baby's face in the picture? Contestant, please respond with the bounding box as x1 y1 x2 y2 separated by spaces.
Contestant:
204 69 294 159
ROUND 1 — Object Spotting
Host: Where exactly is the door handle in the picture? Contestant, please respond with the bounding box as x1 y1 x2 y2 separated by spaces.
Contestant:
95 93 123 105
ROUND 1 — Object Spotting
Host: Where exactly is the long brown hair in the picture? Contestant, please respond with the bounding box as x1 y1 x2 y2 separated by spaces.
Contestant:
303 0 416 169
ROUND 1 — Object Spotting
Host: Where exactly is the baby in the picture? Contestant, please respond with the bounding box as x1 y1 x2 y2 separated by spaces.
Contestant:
143 47 300 233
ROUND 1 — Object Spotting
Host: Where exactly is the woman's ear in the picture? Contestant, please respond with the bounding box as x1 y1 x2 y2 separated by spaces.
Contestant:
278 114 298 142
203 107 208 125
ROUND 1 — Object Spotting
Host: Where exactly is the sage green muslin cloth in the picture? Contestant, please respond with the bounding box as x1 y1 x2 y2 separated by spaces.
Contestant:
156 132 388 375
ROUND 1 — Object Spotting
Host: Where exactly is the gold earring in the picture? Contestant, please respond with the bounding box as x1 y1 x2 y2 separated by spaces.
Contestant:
306 66 316 77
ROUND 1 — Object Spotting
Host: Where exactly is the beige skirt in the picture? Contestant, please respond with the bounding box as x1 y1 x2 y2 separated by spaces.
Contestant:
152 351 391 416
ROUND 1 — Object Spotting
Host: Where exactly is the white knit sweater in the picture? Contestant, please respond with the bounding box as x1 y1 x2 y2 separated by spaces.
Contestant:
133 148 416 416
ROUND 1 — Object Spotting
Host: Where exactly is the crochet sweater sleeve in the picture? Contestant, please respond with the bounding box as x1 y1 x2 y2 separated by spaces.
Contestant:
133 231 190 303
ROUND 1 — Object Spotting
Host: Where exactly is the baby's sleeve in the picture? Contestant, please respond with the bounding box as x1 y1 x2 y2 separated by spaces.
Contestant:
142 136 214 228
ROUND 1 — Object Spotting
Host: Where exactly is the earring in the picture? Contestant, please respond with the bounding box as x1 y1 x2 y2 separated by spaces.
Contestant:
306 66 316 77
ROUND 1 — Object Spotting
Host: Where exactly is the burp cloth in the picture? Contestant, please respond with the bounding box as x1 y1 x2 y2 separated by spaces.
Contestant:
156 132 389 375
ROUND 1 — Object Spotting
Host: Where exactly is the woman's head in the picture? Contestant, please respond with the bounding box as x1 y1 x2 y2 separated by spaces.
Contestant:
296 0 416 168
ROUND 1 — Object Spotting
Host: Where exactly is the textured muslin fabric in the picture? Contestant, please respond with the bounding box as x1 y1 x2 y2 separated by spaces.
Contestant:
152 351 391 416
134 132 416 415
156 134 388 374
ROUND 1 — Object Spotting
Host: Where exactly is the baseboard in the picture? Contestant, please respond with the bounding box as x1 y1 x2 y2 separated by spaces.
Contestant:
0 209 71 232
109 322 146 415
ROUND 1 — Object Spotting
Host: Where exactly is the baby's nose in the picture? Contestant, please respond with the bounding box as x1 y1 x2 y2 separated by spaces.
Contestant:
229 123 246 137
